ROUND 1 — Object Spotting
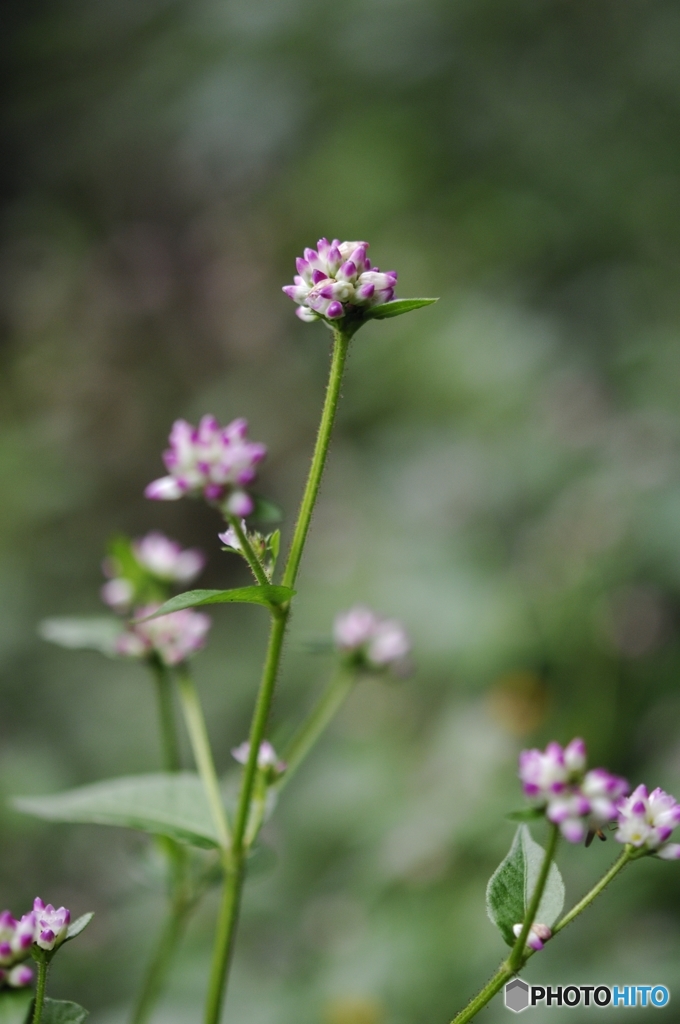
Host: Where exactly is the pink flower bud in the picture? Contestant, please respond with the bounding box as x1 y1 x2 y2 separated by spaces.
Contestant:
282 240 399 323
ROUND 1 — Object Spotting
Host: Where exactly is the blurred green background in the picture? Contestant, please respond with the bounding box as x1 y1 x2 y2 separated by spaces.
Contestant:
4 0 680 1020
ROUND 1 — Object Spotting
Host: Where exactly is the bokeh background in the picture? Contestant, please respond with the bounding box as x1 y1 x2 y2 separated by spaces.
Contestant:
4 0 680 1020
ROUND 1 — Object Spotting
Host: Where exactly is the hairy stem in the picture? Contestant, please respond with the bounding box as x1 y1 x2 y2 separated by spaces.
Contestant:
129 662 189 1024
449 840 636 1024
203 326 351 1024
277 666 356 791
31 959 48 1024
176 666 231 850
226 515 270 588
282 327 350 590
552 847 633 937
151 658 181 773
508 823 559 970
130 896 192 1024
449 963 514 1024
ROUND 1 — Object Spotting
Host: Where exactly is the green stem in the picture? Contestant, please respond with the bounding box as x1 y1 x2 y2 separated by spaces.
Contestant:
203 326 351 1024
227 515 270 588
449 844 636 1024
176 666 231 850
552 847 633 937
151 658 181 772
449 963 514 1024
31 959 48 1024
276 666 356 791
508 823 559 970
282 327 351 590
204 853 246 1024
130 897 192 1024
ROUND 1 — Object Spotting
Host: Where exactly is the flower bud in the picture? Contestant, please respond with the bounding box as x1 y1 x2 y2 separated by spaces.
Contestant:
616 785 680 856
7 964 33 987
145 416 266 510
33 899 70 952
283 239 399 323
116 606 211 666
512 922 551 951
519 739 629 843
231 740 286 776
333 605 411 674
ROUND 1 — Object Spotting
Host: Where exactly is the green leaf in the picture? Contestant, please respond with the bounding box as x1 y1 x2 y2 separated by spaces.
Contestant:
365 298 438 320
40 999 88 1024
250 496 283 524
136 585 294 620
38 618 122 656
0 990 32 1024
13 773 221 849
268 529 280 564
505 808 545 822
65 913 94 942
486 825 565 946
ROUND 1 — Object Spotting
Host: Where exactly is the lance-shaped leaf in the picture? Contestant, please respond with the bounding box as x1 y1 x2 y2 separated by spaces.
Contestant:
365 298 438 320
39 999 88 1024
250 496 283 524
505 808 545 823
486 825 565 946
136 585 294 620
0 990 32 1024
13 773 221 849
38 618 123 656
65 913 94 943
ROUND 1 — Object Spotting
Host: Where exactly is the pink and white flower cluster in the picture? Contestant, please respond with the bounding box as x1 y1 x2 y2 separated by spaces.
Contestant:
283 239 397 322
232 740 286 777
615 785 680 859
0 898 72 987
145 415 266 515
333 605 411 674
519 739 629 843
116 606 211 666
101 531 205 610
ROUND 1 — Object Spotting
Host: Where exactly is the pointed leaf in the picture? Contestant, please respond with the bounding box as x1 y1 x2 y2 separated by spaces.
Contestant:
486 825 564 946
505 808 545 822
38 618 122 657
0 990 32 1024
250 497 283 524
39 999 88 1024
65 913 94 942
13 773 221 849
137 586 293 620
365 298 438 320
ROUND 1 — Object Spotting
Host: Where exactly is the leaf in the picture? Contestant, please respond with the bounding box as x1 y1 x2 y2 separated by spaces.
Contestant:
486 825 565 946
268 530 280 564
366 298 438 320
40 999 88 1024
38 618 122 656
136 585 294 620
505 808 545 822
13 773 221 849
0 990 32 1024
65 913 94 942
250 497 283 524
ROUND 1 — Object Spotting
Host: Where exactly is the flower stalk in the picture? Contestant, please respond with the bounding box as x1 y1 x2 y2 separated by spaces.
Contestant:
176 666 231 851
451 842 636 1023
203 324 351 1024
30 958 48 1024
151 658 181 773
276 665 356 790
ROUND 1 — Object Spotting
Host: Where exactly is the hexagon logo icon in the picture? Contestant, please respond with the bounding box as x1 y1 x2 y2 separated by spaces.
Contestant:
504 978 530 1013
